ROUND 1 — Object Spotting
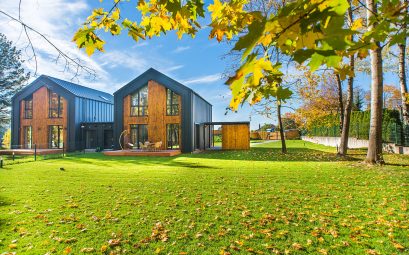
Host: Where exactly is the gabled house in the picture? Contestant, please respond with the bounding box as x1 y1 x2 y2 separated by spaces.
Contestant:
11 75 114 151
113 68 212 153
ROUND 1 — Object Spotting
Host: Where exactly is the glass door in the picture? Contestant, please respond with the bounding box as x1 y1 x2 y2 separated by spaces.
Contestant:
23 126 32 149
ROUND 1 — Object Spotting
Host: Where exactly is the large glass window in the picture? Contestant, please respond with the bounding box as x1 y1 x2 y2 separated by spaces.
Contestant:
166 89 180 116
24 96 33 119
23 126 32 149
130 86 148 116
49 91 63 118
49 125 63 149
130 124 148 148
167 124 180 149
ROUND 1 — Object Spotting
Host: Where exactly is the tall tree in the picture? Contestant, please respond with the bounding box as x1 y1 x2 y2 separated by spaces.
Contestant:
335 74 344 132
365 0 384 164
0 33 30 125
398 5 408 125
338 2 355 157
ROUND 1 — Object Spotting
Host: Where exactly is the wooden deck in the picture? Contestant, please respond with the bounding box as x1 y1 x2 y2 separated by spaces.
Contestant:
103 150 181 157
0 148 63 155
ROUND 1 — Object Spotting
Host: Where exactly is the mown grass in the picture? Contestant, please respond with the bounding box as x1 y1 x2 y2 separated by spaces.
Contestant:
0 141 408 254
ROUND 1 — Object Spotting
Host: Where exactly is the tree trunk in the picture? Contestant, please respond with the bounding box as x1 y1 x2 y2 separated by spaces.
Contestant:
398 11 409 125
277 100 287 154
365 0 384 164
338 56 354 156
335 74 344 132
338 3 355 157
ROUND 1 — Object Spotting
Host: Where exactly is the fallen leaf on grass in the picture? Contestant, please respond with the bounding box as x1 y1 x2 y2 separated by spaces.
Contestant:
65 237 77 244
292 243 303 250
8 244 17 249
80 247 95 253
366 249 379 255
392 242 405 250
108 239 121 247
63 246 72 254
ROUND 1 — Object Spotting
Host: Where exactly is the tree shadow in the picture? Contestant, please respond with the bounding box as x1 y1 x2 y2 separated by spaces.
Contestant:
63 147 362 163
0 196 11 230
62 154 220 169
188 147 362 162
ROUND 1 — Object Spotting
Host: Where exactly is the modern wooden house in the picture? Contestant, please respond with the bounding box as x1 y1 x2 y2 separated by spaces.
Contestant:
113 68 213 153
11 75 114 151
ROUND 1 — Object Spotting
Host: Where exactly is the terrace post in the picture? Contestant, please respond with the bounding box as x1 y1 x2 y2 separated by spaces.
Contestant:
34 144 37 161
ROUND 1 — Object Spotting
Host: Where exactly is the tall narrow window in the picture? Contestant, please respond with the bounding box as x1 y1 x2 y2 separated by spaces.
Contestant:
167 124 180 149
49 125 63 149
49 91 63 118
24 96 33 119
130 86 148 116
23 126 32 149
166 89 179 116
130 124 148 148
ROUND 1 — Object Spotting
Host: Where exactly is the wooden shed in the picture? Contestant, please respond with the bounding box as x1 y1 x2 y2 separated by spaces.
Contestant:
201 122 250 150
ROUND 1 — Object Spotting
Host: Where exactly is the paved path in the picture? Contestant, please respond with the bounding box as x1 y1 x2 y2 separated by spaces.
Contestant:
250 140 279 147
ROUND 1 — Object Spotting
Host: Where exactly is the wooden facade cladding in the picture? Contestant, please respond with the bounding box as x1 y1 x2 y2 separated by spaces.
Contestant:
222 124 250 150
19 86 68 149
122 80 181 149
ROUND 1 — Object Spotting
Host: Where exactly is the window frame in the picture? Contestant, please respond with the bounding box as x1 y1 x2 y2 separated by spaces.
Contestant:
130 86 148 117
48 125 63 149
130 124 148 148
48 91 63 118
166 123 180 149
23 96 33 119
23 126 32 149
166 88 180 116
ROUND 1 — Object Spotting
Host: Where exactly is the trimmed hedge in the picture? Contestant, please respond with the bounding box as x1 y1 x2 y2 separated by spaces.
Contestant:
308 110 403 143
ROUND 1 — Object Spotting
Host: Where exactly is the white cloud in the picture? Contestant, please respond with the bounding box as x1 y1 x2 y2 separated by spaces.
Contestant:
182 73 222 85
172 46 190 53
0 0 183 94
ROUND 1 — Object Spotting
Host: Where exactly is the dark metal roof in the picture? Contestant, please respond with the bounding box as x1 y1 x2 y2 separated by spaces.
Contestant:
114 68 212 106
201 121 250 125
44 75 113 104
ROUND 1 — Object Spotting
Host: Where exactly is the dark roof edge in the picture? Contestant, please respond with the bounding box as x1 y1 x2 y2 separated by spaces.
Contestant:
114 68 212 106
12 75 72 100
44 75 114 101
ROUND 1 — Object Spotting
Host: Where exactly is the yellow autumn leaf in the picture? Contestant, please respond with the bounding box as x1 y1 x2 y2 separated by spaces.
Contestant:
351 18 363 31
111 8 120 20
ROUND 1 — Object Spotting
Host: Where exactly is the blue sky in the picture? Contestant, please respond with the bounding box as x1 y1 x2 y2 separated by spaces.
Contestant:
0 0 403 130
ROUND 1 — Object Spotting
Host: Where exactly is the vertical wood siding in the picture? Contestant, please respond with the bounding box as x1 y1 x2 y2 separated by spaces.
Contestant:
122 80 181 149
19 87 68 149
222 124 250 150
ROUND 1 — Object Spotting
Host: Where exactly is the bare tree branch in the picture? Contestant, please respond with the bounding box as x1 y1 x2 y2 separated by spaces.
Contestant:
0 9 96 80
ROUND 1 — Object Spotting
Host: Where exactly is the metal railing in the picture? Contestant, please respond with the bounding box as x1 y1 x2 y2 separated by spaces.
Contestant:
0 143 84 167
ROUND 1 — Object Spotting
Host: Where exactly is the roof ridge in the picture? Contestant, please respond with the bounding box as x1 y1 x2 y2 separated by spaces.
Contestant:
43 75 113 97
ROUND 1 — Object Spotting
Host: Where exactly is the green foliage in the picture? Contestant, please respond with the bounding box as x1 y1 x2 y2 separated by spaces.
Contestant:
2 128 11 149
0 34 30 125
1 141 408 254
308 110 404 143
73 0 408 111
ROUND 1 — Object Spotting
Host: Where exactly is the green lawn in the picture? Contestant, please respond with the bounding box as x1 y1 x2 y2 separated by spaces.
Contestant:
0 141 408 254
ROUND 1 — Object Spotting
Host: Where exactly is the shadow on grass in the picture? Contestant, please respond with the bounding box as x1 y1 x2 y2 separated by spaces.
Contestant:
59 147 365 165
189 147 363 162
62 154 221 169
0 196 11 230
